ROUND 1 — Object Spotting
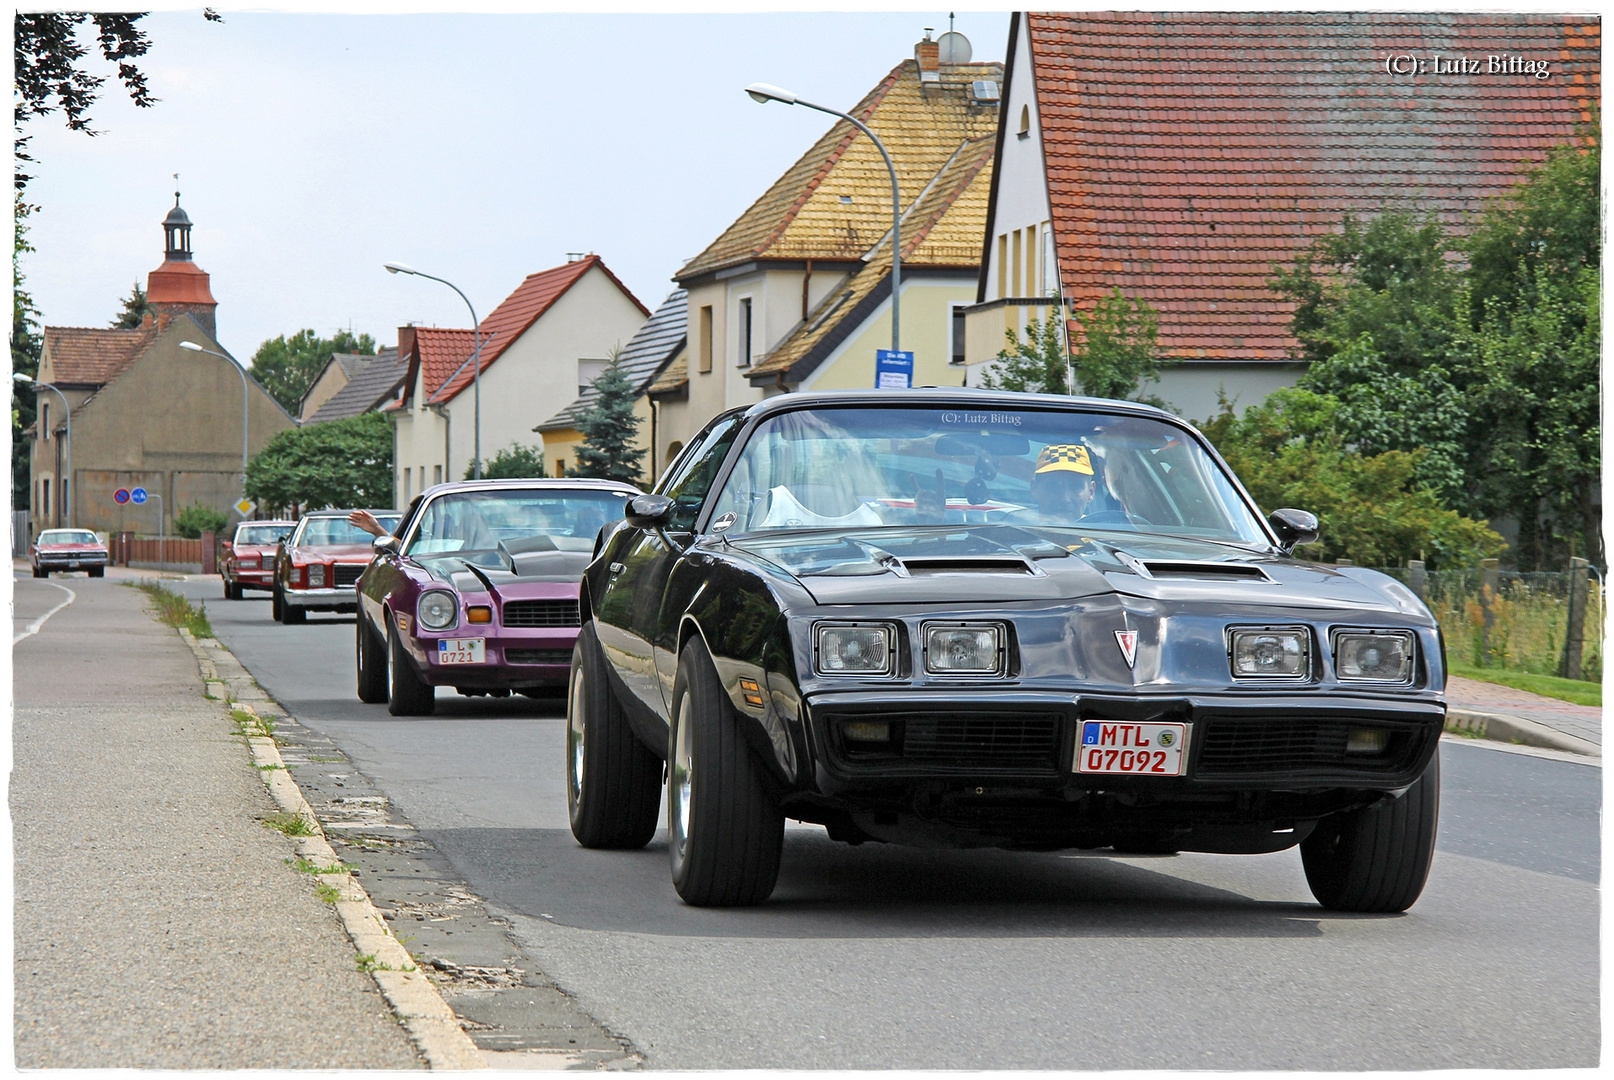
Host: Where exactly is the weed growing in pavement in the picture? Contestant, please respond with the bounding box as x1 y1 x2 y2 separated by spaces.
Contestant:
287 856 347 875
355 953 416 974
231 708 275 739
127 580 214 638
254 763 287 771
263 812 315 837
315 882 342 904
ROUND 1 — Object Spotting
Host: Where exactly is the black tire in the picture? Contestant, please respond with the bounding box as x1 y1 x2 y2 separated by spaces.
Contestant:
356 612 389 704
31 566 44 578
88 567 104 579
1302 748 1440 913
667 637 784 907
224 580 240 600
387 625 435 716
271 588 284 622
282 600 307 624
566 622 662 849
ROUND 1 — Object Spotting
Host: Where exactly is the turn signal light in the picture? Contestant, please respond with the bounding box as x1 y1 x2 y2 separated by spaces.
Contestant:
467 606 492 624
738 677 764 707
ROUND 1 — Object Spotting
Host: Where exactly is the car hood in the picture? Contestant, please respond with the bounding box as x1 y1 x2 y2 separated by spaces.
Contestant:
730 525 1402 611
423 550 592 592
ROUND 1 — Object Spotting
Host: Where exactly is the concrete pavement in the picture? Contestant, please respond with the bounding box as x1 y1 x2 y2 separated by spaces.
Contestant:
1446 675 1601 757
11 567 423 1068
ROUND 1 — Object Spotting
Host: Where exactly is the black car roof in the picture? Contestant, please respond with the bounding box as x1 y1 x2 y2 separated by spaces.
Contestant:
738 388 1178 423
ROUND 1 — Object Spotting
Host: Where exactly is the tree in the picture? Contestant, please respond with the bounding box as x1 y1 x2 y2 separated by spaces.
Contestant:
566 359 645 483
245 411 393 515
173 501 229 539
978 291 1164 403
248 329 377 415
12 195 42 510
111 282 150 328
978 307 1069 394
469 442 545 480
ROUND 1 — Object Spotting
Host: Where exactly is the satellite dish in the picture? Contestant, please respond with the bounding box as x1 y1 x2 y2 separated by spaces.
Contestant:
937 31 972 65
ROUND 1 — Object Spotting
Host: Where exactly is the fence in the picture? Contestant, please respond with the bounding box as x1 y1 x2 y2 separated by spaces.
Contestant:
1371 559 1603 683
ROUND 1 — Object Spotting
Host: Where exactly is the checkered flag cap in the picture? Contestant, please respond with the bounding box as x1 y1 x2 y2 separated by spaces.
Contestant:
1034 443 1094 476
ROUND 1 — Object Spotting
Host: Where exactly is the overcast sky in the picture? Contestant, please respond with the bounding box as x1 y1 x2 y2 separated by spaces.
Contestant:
20 6 1010 361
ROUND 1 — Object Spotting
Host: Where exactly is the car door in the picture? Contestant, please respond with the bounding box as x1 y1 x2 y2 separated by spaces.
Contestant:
595 412 744 720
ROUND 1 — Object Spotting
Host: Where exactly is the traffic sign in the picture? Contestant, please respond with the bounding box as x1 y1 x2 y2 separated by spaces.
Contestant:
875 349 914 389
114 488 130 504
130 487 148 504
235 498 254 516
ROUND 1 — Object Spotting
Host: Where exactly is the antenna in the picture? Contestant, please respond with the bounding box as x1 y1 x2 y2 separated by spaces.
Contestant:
937 25 972 65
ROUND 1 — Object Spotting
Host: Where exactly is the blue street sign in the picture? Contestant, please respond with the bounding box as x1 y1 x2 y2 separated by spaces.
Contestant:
875 349 914 390
130 487 148 504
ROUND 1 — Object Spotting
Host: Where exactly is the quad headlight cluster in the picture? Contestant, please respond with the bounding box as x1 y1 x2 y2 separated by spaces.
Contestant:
417 591 459 631
814 621 1011 678
307 564 326 588
814 623 894 676
1228 626 1416 683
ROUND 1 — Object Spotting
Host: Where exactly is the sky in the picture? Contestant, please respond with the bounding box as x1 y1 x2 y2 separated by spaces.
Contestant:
19 6 1010 362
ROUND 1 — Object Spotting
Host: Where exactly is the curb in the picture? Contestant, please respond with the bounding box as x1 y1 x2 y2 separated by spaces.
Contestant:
1445 706 1601 759
177 628 487 1070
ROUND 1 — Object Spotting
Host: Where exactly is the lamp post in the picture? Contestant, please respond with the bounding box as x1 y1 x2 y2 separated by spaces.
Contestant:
384 262 484 479
178 340 250 476
745 81 902 355
14 372 71 526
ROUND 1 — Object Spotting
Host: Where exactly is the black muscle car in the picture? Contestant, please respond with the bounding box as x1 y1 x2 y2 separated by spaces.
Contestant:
569 390 1444 912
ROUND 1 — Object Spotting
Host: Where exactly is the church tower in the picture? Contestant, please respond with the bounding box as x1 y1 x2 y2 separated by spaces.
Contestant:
145 190 218 338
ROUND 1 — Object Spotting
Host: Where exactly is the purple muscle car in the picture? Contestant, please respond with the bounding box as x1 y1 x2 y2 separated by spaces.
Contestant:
355 478 639 715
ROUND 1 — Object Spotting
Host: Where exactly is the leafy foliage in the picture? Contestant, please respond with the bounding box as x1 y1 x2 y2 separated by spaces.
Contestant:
245 411 393 515
978 308 1069 394
248 329 377 415
111 281 151 328
173 501 229 539
12 195 41 509
1200 390 1504 568
566 359 646 483
979 291 1164 404
470 442 546 480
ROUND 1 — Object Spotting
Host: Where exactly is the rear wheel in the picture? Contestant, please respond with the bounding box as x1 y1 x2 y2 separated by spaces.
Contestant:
1302 749 1440 913
566 622 662 849
387 625 435 716
356 611 388 704
667 637 784 907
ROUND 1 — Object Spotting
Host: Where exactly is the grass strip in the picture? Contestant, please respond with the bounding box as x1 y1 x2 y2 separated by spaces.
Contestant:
128 579 213 639
1448 663 1601 707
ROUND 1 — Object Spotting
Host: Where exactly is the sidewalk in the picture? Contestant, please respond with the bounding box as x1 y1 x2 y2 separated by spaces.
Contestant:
11 569 424 1068
1446 675 1601 757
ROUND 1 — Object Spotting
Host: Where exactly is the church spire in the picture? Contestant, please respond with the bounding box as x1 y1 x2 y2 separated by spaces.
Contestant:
162 186 193 262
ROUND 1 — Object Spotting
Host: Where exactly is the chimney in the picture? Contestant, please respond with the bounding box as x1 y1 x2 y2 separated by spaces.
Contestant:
916 28 940 84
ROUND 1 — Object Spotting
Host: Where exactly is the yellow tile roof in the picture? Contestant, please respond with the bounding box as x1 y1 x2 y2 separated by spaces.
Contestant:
677 60 1003 281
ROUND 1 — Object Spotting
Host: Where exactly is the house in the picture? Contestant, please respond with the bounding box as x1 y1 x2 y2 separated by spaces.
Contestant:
302 348 407 424
388 255 648 504
652 33 1003 467
536 288 686 483
27 196 296 536
964 11 1601 421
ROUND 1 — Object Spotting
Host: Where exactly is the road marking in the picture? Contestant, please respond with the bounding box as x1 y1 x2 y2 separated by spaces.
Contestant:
13 579 76 644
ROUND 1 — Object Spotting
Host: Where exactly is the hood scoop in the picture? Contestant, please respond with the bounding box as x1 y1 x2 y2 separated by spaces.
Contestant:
899 556 1035 576
1140 560 1271 582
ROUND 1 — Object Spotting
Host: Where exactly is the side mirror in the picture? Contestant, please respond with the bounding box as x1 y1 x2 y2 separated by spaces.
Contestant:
1268 508 1320 555
625 493 675 529
372 534 399 555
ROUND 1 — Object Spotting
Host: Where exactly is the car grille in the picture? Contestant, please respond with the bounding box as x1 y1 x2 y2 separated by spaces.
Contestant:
502 600 581 628
1194 718 1422 776
833 711 1063 771
505 648 574 665
334 565 365 588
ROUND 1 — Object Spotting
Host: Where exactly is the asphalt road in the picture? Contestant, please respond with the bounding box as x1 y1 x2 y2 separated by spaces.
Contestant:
176 576 1601 1069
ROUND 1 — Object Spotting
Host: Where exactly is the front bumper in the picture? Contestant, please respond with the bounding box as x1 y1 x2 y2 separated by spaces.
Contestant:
36 553 107 568
403 628 579 688
226 567 275 588
282 586 358 611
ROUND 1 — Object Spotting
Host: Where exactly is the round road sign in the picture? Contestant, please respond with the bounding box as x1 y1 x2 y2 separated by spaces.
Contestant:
130 487 148 504
114 488 130 504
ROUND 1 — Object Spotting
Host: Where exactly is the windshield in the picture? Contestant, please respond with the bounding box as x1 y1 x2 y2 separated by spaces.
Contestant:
235 525 289 545
38 530 98 545
294 515 400 547
708 406 1267 545
403 489 629 559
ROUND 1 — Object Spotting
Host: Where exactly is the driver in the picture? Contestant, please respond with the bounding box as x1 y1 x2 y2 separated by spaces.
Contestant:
1028 443 1096 523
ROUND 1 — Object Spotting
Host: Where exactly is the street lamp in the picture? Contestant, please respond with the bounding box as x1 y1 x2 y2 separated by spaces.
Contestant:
384 262 485 480
14 372 71 526
746 81 902 354
178 340 250 476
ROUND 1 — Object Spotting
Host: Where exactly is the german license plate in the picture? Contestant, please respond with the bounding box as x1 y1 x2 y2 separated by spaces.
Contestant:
1076 721 1189 776
437 638 486 664
67 561 80 569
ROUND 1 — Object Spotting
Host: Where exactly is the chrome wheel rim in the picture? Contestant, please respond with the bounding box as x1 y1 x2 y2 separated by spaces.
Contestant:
671 695 693 862
567 663 586 808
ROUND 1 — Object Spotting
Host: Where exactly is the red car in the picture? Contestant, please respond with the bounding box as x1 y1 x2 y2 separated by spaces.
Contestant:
273 509 401 624
221 519 295 599
29 528 108 578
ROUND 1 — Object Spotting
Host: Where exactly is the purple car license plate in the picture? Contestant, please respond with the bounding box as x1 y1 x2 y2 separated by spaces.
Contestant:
436 638 486 664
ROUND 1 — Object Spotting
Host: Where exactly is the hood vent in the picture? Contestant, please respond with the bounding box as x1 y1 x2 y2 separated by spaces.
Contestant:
1142 561 1271 582
900 556 1033 575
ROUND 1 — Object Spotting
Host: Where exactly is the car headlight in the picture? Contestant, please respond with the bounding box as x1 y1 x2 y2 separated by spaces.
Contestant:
1334 630 1415 683
815 623 895 676
1229 627 1310 678
923 622 1005 676
417 591 459 631
307 563 326 588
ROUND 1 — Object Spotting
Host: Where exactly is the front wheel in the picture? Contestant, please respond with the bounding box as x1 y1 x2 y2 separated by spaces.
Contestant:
271 588 284 622
387 625 435 716
88 567 104 578
667 637 784 907
356 612 389 704
566 622 662 849
1301 749 1440 913
33 567 46 578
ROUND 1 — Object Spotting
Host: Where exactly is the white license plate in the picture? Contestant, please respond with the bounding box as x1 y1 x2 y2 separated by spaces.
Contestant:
436 638 486 664
67 561 80 569
1076 721 1189 776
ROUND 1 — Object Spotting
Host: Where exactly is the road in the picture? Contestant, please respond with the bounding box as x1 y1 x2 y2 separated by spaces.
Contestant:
175 575 1600 1069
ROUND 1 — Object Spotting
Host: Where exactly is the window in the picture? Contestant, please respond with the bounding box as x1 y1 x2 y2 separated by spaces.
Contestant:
42 478 50 518
660 414 743 531
555 458 566 477
1011 230 1023 296
738 298 753 368
1026 226 1038 297
950 303 968 365
41 403 49 438
578 358 609 396
698 305 714 373
996 235 1007 299
433 465 442 485
1018 103 1031 138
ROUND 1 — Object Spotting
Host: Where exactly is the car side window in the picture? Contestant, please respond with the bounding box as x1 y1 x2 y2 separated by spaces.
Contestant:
659 414 743 532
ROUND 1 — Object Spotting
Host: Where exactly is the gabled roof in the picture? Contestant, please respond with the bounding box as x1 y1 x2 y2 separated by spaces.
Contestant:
429 256 648 404
41 325 157 387
1013 11 1600 362
404 328 479 406
306 348 407 424
677 59 1003 281
538 289 687 432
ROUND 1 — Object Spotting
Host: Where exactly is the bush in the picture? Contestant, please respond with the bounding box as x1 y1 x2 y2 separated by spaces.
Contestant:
173 501 229 539
469 442 545 480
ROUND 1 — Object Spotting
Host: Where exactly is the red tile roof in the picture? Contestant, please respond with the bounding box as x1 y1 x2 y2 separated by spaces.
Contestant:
146 258 216 305
414 328 479 399
1020 11 1600 361
428 256 648 404
41 325 157 386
